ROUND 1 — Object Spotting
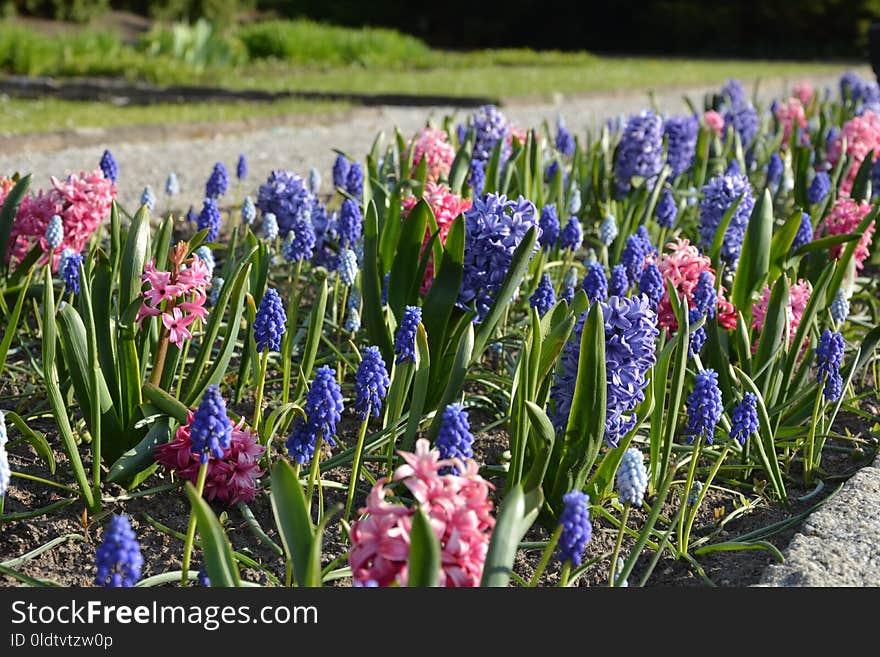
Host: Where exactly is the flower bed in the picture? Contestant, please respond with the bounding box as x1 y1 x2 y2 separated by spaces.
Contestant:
1 72 879 588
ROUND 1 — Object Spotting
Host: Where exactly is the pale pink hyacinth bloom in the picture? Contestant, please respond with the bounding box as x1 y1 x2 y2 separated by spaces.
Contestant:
137 243 210 348
774 97 807 145
349 439 495 588
655 239 737 332
402 182 472 292
792 81 813 106
508 125 529 145
751 278 812 349
8 169 115 269
822 197 876 270
827 111 880 195
411 127 456 182
704 110 725 137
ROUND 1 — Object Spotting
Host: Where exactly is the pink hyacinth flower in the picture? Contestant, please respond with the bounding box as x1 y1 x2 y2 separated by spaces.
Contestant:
141 261 183 307
155 413 265 506
704 110 725 137
774 97 807 146
792 81 813 106
178 290 208 323
655 238 737 332
751 278 812 350
823 197 876 271
162 307 195 347
828 111 880 195
349 439 494 588
411 127 456 182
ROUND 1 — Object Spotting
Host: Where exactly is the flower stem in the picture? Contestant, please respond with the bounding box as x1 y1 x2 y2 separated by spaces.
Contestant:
306 433 324 518
344 410 371 523
253 348 270 439
282 260 303 405
181 461 208 586
149 325 170 387
608 503 631 587
529 524 563 587
677 434 702 558
804 377 825 486
682 443 730 552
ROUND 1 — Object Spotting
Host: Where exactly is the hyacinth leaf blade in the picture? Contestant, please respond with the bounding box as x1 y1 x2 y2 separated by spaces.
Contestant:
768 209 808 279
659 298 689 487
702 317 736 406
707 191 745 271
0 173 30 275
294 273 328 400
186 260 252 406
850 148 874 202
427 322 474 441
388 198 430 320
181 248 255 403
480 484 541 587
105 418 170 488
733 311 753 376
507 310 540 488
793 232 859 258
119 204 152 315
472 225 539 359
407 506 440 587
792 145 811 208
56 304 126 460
448 129 475 194
422 213 464 367
152 216 174 272
41 267 95 509
362 200 394 364
731 188 773 318
270 460 314 587
0 267 34 379
648 335 675 489
780 264 833 400
428 322 474 443
522 401 555 493
733 367 786 501
401 325 431 452
2 410 55 473
827 205 879 306
0 564 57 588
109 201 121 282
619 465 677 586
411 230 440 303
379 182 402 273
537 302 576 385
640 165 670 226
753 275 790 396
91 254 122 412
184 483 241 587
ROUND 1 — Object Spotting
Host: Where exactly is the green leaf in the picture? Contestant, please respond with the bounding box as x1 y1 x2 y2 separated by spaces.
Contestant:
851 149 874 202
3 410 55 474
732 188 773 317
472 226 538 358
427 322 474 441
523 401 555 492
184 483 241 587
362 200 393 364
0 267 34 378
733 367 786 501
143 382 189 423
793 233 859 257
41 267 94 508
407 507 440 587
769 209 807 280
270 460 314 587
480 485 541 587
119 204 151 314
0 174 30 275
294 274 328 399
106 418 171 487
449 130 475 193
709 192 745 269
401 325 430 451
184 261 252 406
422 214 464 368
388 198 430 319
753 276 789 392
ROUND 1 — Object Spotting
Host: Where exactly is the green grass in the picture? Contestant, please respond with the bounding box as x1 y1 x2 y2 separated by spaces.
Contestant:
236 57 854 98
0 97 346 135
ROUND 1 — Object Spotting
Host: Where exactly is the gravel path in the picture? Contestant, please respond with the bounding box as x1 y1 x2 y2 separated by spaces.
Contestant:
760 453 880 586
0 70 861 213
